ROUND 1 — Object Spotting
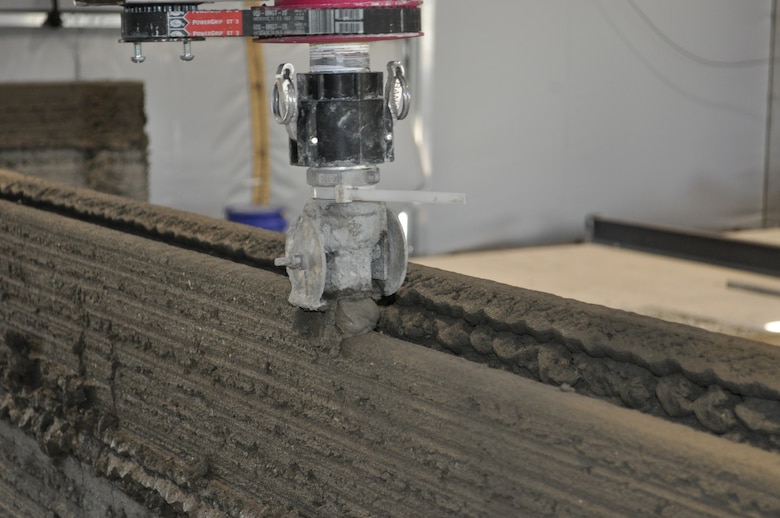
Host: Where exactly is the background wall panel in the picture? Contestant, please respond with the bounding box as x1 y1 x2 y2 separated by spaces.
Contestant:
416 0 772 254
0 0 773 255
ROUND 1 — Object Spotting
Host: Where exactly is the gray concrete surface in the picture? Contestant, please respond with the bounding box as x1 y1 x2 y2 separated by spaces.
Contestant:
0 169 283 269
0 420 154 517
381 265 780 450
3 170 780 515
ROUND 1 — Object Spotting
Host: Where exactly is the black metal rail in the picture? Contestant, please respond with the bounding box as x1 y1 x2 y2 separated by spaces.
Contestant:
587 215 780 278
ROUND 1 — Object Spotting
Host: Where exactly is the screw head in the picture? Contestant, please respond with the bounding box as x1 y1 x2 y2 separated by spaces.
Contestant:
131 42 145 63
180 41 194 61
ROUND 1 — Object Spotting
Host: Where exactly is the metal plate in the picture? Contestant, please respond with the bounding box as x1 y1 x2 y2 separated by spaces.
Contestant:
285 213 327 310
378 206 407 296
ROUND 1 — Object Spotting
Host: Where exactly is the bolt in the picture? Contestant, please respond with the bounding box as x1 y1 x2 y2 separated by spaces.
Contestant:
385 133 393 141
310 137 319 145
131 42 145 64
274 255 303 270
180 40 194 62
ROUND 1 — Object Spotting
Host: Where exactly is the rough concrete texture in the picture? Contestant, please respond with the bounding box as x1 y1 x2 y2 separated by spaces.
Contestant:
0 82 148 200
2 196 780 516
0 419 153 517
5 168 780 447
0 82 147 150
380 265 780 451
0 169 284 269
4 172 780 514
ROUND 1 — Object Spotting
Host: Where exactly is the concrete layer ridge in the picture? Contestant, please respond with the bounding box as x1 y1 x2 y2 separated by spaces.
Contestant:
0 169 284 269
1 195 780 514
3 169 780 451
382 265 780 450
0 82 147 151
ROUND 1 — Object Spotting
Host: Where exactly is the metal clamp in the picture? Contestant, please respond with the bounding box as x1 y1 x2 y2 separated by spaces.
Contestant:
385 61 410 120
273 63 297 124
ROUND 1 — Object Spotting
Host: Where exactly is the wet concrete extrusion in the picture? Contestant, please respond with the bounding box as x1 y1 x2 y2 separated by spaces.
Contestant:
2 170 780 516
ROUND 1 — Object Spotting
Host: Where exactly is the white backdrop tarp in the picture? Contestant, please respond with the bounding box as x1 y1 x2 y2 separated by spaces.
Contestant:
0 0 773 256
416 0 772 254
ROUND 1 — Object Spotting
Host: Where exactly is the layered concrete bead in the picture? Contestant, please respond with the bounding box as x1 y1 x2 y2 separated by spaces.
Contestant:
655 374 705 418
435 318 471 354
537 345 581 387
735 398 780 435
693 386 741 434
469 325 494 355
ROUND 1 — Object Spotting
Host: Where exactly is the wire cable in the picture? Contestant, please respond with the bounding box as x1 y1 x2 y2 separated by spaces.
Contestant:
626 0 770 68
594 0 764 121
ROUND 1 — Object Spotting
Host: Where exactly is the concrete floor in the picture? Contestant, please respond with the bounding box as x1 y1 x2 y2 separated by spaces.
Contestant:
414 228 780 345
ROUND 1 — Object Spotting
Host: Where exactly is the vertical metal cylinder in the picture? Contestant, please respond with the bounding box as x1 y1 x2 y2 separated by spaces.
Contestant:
291 71 392 167
309 43 370 73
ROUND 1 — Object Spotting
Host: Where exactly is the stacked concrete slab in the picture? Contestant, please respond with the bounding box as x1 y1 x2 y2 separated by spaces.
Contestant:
0 82 148 201
380 268 780 451
1 169 780 516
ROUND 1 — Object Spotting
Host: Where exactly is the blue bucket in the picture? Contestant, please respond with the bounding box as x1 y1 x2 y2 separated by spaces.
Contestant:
225 205 287 232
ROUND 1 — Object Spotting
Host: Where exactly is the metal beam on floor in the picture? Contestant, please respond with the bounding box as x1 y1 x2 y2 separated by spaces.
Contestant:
587 215 780 278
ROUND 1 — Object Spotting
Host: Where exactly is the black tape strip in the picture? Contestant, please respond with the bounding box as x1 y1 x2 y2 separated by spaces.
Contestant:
242 10 254 37
250 8 421 38
121 7 420 41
